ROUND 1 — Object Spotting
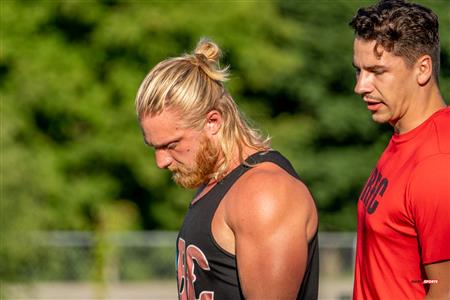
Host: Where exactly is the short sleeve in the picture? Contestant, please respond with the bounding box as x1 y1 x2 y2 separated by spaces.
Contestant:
408 153 450 265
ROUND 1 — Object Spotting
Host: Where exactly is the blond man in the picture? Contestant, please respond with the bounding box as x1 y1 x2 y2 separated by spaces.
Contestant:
135 39 319 299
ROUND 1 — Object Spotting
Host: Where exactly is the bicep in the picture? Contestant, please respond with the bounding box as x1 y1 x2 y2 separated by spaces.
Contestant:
408 155 450 264
424 261 450 299
236 219 308 299
232 180 312 299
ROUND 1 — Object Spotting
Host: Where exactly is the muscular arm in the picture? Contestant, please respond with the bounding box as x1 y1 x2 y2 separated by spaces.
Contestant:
409 155 450 299
227 165 317 299
424 261 450 299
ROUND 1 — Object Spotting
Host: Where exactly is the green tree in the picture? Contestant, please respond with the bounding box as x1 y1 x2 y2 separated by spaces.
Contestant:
1 0 449 281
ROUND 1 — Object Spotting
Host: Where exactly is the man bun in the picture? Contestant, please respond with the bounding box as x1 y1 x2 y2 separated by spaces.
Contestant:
194 38 221 64
191 38 228 82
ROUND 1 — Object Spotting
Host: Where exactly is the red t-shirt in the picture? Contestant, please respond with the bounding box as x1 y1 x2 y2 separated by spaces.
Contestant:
353 107 450 300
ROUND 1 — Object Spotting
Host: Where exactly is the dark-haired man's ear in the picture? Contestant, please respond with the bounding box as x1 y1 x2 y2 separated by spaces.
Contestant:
205 110 222 136
416 55 432 86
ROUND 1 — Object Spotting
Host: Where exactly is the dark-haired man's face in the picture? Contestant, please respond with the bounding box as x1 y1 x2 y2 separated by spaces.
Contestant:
352 38 418 132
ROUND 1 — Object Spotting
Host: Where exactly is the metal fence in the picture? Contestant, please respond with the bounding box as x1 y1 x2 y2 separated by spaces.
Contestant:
3 231 355 300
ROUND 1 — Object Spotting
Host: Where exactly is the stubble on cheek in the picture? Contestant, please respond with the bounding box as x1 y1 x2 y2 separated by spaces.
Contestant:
170 137 219 189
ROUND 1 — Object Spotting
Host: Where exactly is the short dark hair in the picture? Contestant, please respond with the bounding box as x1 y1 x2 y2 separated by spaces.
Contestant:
349 0 440 81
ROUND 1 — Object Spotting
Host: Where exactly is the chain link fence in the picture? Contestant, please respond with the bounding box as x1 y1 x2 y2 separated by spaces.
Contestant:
2 231 355 299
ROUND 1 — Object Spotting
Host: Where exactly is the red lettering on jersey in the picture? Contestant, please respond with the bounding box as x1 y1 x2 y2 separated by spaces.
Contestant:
177 238 187 300
177 238 214 300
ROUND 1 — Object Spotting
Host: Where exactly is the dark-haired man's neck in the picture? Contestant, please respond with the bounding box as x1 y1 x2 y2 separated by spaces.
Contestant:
393 86 446 134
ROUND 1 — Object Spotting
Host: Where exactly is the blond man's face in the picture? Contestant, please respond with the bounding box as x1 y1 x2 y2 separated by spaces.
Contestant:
140 108 219 189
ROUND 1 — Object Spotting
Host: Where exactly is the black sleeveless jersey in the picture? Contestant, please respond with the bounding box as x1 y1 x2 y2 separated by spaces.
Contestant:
176 150 319 300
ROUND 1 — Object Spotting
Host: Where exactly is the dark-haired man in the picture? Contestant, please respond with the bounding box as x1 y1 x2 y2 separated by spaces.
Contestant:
350 0 449 299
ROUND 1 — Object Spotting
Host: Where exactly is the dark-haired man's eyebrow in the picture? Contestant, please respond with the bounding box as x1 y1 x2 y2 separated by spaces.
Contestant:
353 62 387 74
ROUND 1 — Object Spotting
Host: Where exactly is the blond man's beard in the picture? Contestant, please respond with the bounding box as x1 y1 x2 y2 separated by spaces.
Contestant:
170 136 220 189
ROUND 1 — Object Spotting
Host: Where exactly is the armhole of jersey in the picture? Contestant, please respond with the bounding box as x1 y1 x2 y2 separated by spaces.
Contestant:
206 152 307 259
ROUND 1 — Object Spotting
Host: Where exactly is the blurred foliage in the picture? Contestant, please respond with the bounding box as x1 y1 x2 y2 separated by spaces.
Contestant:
1 0 449 281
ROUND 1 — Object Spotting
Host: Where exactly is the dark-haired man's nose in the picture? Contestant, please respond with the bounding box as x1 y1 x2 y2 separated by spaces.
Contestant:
354 70 373 96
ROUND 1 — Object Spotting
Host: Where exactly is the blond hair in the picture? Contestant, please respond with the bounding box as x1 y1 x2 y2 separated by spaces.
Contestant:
135 38 270 180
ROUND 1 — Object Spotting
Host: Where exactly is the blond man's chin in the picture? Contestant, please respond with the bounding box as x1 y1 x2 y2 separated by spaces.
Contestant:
172 172 205 189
